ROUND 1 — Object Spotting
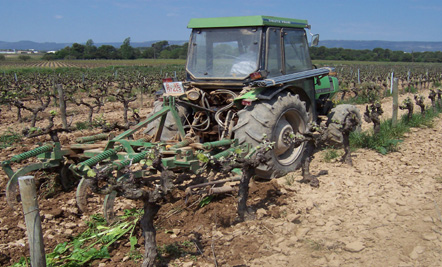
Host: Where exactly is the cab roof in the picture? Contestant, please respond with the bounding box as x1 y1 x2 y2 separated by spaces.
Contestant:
187 15 309 29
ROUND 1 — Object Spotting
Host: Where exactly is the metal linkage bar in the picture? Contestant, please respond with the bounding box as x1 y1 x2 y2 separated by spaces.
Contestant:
190 139 236 151
185 176 241 195
75 133 110 144
106 96 186 148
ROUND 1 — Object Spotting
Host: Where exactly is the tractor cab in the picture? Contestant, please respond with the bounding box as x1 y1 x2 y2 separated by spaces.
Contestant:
186 16 315 86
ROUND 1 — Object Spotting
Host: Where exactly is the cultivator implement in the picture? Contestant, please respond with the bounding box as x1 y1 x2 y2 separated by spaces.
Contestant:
2 96 257 221
2 143 68 206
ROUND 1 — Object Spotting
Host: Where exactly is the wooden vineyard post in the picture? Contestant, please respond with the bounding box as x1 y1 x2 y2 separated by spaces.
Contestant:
357 69 360 84
57 84 68 130
392 78 399 127
18 176 46 267
390 72 394 94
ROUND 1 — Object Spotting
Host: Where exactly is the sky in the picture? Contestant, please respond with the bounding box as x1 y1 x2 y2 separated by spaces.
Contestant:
1 0 441 43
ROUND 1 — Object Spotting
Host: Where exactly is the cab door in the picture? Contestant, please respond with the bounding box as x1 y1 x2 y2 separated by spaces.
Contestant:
266 27 313 77
282 28 313 74
266 27 283 78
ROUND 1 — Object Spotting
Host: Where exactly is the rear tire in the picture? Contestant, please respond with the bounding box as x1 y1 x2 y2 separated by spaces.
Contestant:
143 101 189 141
233 92 309 178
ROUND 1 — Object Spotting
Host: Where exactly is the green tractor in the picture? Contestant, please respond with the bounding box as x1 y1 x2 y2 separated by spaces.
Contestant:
2 15 351 220
146 15 340 178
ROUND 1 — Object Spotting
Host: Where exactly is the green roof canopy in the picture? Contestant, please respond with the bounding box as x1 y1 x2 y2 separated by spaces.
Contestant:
187 15 309 29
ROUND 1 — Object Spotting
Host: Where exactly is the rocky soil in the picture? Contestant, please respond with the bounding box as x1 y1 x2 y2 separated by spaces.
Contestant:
1 88 442 266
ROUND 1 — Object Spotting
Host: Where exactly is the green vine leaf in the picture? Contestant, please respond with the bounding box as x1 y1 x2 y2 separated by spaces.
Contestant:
87 169 97 178
197 152 209 163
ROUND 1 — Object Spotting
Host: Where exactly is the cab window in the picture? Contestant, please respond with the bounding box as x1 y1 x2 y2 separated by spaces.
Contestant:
283 29 312 74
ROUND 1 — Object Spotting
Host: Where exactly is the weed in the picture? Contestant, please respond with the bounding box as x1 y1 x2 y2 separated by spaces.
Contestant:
0 129 22 149
350 105 441 154
9 257 29 267
434 177 442 183
189 255 198 261
323 148 342 162
158 243 182 258
304 239 325 251
106 95 117 102
285 175 295 186
350 122 404 155
92 114 106 128
199 195 213 207
7 210 145 267
158 240 196 259
37 172 60 199
75 121 91 130
404 86 417 93
404 108 436 128
339 95 372 105
181 240 193 248
127 250 143 261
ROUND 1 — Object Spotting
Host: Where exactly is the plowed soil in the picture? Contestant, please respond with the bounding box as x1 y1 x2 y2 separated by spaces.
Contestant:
1 88 442 267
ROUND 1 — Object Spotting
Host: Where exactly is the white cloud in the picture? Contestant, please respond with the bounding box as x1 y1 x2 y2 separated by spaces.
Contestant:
54 15 63 19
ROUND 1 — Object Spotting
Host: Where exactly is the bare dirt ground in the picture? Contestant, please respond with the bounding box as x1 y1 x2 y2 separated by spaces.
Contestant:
1 88 442 267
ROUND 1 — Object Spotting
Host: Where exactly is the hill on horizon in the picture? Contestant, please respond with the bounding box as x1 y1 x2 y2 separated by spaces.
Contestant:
1 40 442 53
320 40 442 53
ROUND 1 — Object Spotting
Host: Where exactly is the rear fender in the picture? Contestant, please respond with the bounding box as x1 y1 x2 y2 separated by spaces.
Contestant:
234 85 313 120
233 87 265 108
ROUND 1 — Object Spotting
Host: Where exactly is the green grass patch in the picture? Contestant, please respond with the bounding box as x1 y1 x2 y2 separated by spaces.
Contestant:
158 240 197 260
0 129 22 149
404 86 418 94
434 177 442 183
285 174 296 186
303 239 325 251
350 106 440 154
322 148 343 162
338 95 373 105
75 121 92 131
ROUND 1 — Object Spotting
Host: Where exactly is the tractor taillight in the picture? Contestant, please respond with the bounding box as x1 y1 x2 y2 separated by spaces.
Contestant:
250 72 262 80
158 97 164 102
162 78 173 83
242 99 253 106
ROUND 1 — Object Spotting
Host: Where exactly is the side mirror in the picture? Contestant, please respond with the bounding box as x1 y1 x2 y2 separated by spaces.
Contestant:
311 34 319 47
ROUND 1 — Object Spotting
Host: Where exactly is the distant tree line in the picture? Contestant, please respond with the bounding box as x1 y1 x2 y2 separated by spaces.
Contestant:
310 46 442 63
42 38 188 60
41 38 442 63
